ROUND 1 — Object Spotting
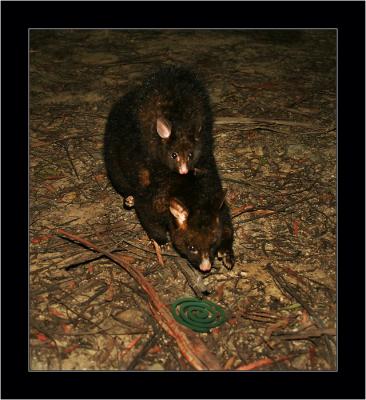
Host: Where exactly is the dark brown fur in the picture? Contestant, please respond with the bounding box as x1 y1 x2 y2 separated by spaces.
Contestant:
132 158 235 272
104 66 234 272
138 168 150 187
104 66 214 202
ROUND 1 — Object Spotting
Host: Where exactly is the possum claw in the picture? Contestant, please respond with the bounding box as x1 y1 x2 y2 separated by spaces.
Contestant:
124 196 134 208
218 250 235 270
160 243 171 252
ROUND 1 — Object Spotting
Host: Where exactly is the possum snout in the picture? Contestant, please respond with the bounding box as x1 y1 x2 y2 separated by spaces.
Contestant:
199 253 212 272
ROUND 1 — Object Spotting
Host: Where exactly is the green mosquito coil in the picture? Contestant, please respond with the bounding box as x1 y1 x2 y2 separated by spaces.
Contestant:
171 297 227 333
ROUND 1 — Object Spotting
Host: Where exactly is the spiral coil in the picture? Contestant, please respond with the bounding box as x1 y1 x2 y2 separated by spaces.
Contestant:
171 298 227 332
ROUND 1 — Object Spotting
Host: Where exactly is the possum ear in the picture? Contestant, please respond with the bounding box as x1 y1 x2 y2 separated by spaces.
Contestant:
169 198 189 228
214 188 227 211
157 117 172 139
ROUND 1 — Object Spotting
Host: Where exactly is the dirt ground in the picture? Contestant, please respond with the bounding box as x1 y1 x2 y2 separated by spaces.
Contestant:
29 29 336 371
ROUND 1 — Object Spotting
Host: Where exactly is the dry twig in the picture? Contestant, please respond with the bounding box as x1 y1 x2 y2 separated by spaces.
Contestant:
173 258 209 298
274 328 336 340
215 116 316 128
151 239 165 266
236 354 290 371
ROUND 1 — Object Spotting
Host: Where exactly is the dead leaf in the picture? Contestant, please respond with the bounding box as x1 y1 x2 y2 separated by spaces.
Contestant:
95 174 105 184
265 317 290 340
49 307 67 319
31 234 53 244
36 333 48 342
64 344 80 353
214 283 225 301
105 286 115 302
62 324 73 334
224 355 237 370
148 345 162 354
61 192 77 203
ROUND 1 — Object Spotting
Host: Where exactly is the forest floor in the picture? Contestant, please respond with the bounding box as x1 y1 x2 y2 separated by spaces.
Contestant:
29 29 336 371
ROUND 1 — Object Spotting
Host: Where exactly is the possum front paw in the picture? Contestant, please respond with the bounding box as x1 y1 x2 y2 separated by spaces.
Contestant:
148 231 169 246
124 195 135 208
218 249 235 270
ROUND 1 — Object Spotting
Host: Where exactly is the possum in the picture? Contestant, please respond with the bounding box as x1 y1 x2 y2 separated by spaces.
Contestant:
104 65 214 206
119 156 235 273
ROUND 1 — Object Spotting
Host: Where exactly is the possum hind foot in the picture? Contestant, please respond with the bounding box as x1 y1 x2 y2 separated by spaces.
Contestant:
124 196 135 208
218 250 235 270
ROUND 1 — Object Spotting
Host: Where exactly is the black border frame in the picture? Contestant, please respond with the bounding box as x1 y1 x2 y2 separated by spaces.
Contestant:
1 1 365 399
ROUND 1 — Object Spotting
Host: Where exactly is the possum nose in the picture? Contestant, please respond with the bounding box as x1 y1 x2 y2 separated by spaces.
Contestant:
199 257 211 272
179 163 189 174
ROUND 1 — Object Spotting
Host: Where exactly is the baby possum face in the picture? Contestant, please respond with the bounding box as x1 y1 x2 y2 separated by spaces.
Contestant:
169 198 223 272
156 117 202 175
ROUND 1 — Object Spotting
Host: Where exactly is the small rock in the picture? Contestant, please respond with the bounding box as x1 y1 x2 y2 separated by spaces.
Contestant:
287 144 308 157
147 362 165 371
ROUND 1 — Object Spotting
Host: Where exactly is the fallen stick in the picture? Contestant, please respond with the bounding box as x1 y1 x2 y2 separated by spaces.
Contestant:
233 208 274 220
173 258 209 298
57 229 222 370
231 204 256 218
236 355 290 371
55 247 132 269
215 116 315 128
151 239 165 266
274 328 336 340
235 195 317 225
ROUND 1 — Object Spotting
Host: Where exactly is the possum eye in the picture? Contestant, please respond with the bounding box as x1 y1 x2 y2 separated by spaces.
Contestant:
187 152 193 160
188 245 198 254
171 152 178 159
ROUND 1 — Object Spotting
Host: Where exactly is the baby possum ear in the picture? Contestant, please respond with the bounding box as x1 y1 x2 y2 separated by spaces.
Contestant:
169 198 189 228
214 188 228 211
157 117 172 139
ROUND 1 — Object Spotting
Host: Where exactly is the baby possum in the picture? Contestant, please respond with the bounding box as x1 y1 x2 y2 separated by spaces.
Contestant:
104 65 214 206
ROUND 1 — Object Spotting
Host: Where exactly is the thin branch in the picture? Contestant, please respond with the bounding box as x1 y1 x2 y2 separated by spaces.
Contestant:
215 116 316 129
